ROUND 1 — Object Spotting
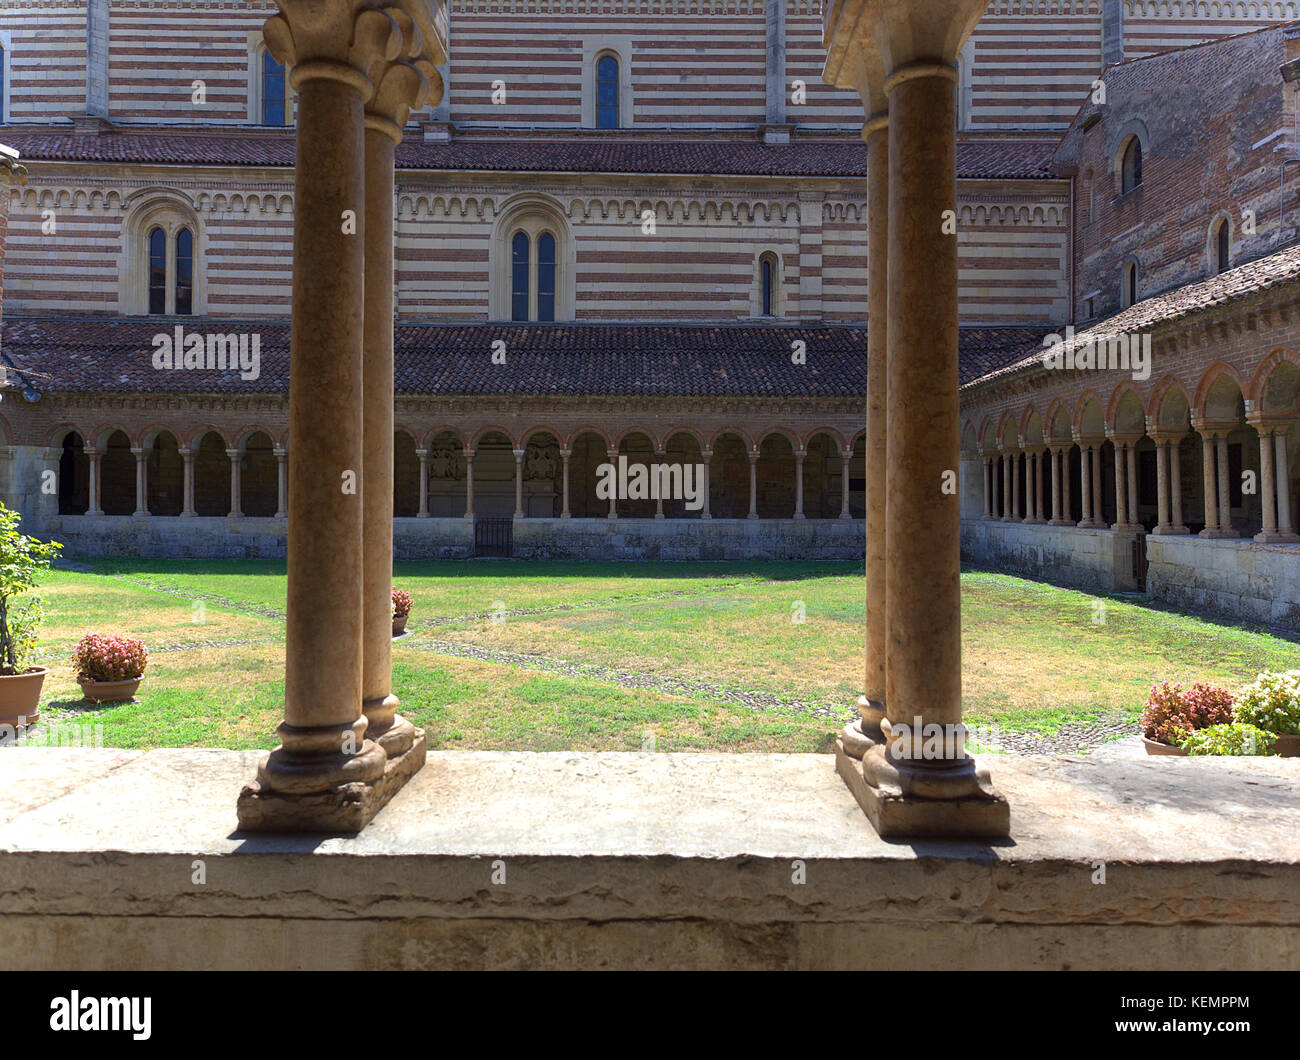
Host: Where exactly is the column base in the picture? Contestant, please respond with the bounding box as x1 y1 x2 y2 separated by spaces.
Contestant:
1048 519 1072 526
87 509 104 517
1255 531 1300 544
1113 523 1144 533
1200 528 1239 539
1077 520 1106 529
237 728 426 834
1024 518 1047 525
834 741 1010 839
1153 525 1190 535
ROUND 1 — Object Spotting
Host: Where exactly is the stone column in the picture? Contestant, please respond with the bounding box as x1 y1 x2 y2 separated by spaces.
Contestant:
560 448 571 519
793 451 806 519
607 448 618 519
701 449 713 519
839 451 851 518
1091 445 1103 526
416 449 429 517
1258 428 1278 538
274 446 288 519
464 451 475 519
655 450 667 519
981 456 991 519
1049 448 1065 524
1216 434 1234 535
1011 450 1021 521
1001 452 1012 520
748 451 760 519
238 0 447 835
86 448 104 516
1126 441 1139 527
226 448 243 518
1276 431 1297 537
1079 443 1093 525
131 447 148 517
1154 439 1171 533
1200 432 1218 534
842 52 1006 836
1171 439 1186 532
1033 450 1045 521
513 449 526 519
1112 440 1127 528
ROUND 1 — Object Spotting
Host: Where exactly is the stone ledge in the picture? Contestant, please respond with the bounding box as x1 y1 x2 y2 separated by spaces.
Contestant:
1 748 1298 969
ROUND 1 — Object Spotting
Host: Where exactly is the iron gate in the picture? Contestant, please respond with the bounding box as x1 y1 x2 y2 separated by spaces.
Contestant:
475 516 514 558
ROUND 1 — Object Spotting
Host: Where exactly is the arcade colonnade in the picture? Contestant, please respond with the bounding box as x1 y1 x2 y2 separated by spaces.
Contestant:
233 0 1008 839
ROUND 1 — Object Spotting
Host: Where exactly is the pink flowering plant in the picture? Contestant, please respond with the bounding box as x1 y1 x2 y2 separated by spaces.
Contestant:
1140 681 1235 746
72 634 148 683
392 588 413 619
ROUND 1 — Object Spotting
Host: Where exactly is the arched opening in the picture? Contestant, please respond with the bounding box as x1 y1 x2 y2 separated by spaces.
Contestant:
425 431 466 517
148 227 167 315
662 431 704 519
1121 136 1142 194
1121 261 1138 309
568 431 608 518
1257 360 1300 534
522 431 562 518
1201 373 1261 536
473 431 516 517
58 432 89 515
615 431 656 519
709 433 750 519
804 433 842 519
175 228 194 316
240 432 277 518
394 431 420 518
100 430 135 516
537 233 556 323
146 431 183 516
262 47 286 126
596 53 620 130
755 434 795 519
193 431 230 516
1214 218 1231 275
511 231 529 322
759 252 779 318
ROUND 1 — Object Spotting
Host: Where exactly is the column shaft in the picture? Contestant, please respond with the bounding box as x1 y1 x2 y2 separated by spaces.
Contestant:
748 455 759 519
840 454 851 518
1277 432 1295 534
227 449 243 517
514 450 525 519
793 454 805 519
274 448 288 519
1216 435 1233 533
87 450 103 515
560 450 571 518
133 448 148 516
464 455 475 519
1113 442 1127 527
1080 446 1092 524
416 450 429 518
1171 440 1185 530
181 452 196 517
1155 441 1170 531
1126 442 1138 526
1201 434 1218 532
1260 430 1277 536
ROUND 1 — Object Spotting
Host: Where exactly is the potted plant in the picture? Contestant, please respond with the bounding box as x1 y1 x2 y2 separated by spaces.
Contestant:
73 634 148 702
1233 671 1300 757
1139 680 1234 756
392 588 412 636
1179 723 1279 757
0 503 62 729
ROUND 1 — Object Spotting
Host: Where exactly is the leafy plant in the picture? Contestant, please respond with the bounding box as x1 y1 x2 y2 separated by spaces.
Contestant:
1234 671 1300 736
1179 723 1279 757
1140 680 1234 746
0 504 62 676
72 634 148 682
392 588 413 619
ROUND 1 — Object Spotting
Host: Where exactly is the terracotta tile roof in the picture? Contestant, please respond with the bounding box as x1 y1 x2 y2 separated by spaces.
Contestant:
1 318 1044 398
961 242 1300 390
0 130 1059 180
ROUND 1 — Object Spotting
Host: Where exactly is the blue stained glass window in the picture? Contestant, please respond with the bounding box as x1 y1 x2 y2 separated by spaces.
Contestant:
596 55 619 130
512 231 530 321
148 227 167 314
175 228 193 315
262 50 286 126
537 233 556 322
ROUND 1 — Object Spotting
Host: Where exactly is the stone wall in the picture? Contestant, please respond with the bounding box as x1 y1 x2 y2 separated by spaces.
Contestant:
962 518 1141 593
1146 534 1300 630
41 513 865 563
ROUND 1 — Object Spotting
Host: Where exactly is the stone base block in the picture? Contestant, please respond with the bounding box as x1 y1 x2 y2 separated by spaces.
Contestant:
237 728 427 834
835 738 1010 839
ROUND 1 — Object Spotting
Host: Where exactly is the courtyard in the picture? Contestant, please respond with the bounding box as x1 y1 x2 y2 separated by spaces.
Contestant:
21 559 1297 756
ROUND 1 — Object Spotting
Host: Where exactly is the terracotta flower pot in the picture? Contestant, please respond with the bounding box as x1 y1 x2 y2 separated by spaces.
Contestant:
392 614 408 636
1142 735 1188 756
0 667 47 729
78 676 143 703
1270 733 1300 758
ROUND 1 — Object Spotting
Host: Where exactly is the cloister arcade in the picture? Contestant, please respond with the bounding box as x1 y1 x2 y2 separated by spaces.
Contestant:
50 422 868 524
966 355 1300 543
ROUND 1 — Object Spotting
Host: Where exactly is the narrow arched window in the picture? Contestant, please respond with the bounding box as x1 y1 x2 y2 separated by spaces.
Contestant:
262 49 286 126
596 54 619 130
1121 138 1142 194
174 228 194 315
511 231 530 322
537 232 556 322
148 226 167 314
1122 261 1138 308
1215 220 1230 274
761 256 775 317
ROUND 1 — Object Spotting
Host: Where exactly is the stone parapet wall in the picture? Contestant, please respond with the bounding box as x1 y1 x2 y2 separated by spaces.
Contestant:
962 518 1140 593
41 514 864 563
1146 534 1300 631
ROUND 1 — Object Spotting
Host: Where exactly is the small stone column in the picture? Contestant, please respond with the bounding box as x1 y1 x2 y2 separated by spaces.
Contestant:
86 447 104 516
1033 450 1045 522
1126 442 1139 526
793 451 806 520
416 449 430 518
701 449 713 520
981 456 991 519
1259 427 1278 538
180 449 197 518
274 446 288 518
1171 439 1186 532
226 448 243 518
1154 439 1171 533
839 451 851 519
655 450 667 519
1112 440 1127 528
606 449 618 519
464 451 475 519
1001 452 1012 520
1200 432 1219 534
513 449 525 519
1276 431 1297 537
748 451 760 519
131 447 149 517
1049 448 1067 525
1079 443 1093 526
1216 434 1235 536
560 448 571 519
1011 451 1021 521
1250 420 1300 542
1091 445 1103 526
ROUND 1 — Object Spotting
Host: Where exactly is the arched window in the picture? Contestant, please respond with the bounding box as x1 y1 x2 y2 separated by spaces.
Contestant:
175 227 193 314
148 227 167 315
596 54 619 130
511 231 530 322
537 232 556 322
1122 261 1138 309
1121 137 1143 194
262 49 286 126
1215 219 1231 274
757 252 781 318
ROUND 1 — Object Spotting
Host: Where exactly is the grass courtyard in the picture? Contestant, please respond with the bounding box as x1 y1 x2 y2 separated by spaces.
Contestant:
26 559 1299 754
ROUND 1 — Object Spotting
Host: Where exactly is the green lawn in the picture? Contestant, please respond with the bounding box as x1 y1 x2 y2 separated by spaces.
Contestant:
26 559 1298 752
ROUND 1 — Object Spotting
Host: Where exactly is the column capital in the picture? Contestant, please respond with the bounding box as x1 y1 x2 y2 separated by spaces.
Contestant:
415 447 429 459
129 446 146 457
263 0 447 101
0 144 28 190
558 448 572 459
225 448 241 459
1245 413 1292 435
273 445 288 458
364 6 444 142
512 449 526 461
